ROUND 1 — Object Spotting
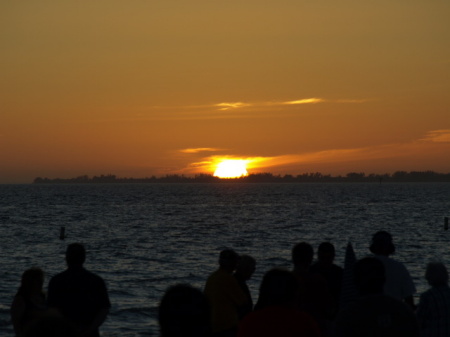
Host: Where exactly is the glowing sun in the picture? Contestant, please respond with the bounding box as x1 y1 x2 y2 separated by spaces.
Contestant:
214 160 249 179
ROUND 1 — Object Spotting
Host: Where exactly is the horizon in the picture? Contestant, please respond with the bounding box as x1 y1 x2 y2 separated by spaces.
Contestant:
1 1 449 184
30 169 450 183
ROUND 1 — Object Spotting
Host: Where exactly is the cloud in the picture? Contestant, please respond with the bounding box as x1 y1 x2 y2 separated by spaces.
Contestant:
186 160 213 168
214 98 326 110
215 102 250 110
212 97 367 110
181 145 406 175
179 147 223 154
418 129 450 143
181 150 364 173
178 129 450 175
118 97 368 122
283 98 325 105
243 149 367 170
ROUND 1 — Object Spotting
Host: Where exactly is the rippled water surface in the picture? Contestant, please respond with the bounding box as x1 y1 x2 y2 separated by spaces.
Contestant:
1 183 449 336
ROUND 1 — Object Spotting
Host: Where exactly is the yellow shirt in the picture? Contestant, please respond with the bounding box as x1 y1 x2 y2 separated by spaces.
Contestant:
204 268 248 333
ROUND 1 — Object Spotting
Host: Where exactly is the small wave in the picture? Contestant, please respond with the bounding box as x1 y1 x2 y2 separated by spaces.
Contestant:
265 257 290 264
113 306 157 317
138 275 187 283
407 244 423 249
109 289 133 296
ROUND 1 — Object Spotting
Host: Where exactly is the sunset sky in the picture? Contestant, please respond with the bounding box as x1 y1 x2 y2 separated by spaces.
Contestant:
1 1 449 183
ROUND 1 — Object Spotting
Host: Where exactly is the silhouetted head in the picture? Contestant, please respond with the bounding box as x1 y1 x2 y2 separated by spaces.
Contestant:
292 242 314 268
354 257 385 295
65 243 86 268
255 269 299 310
369 231 395 256
317 242 336 265
20 268 44 295
235 255 256 281
425 262 449 287
218 249 240 272
159 284 211 337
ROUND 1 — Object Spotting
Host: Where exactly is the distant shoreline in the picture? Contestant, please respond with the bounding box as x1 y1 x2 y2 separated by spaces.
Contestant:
33 171 450 184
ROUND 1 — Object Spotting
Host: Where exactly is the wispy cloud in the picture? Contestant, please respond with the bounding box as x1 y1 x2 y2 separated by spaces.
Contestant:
419 129 450 143
283 98 325 105
211 97 365 110
213 98 327 110
179 147 223 154
177 149 360 175
177 129 450 174
215 102 250 110
109 97 368 122
243 149 368 170
179 145 405 175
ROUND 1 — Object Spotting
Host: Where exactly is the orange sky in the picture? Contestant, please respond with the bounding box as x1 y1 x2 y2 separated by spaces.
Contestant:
1 1 449 183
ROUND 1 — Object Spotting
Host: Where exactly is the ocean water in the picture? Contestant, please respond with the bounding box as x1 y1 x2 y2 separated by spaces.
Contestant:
0 182 449 336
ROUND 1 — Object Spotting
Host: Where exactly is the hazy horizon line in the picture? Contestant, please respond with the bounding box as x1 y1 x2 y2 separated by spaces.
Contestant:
31 170 450 183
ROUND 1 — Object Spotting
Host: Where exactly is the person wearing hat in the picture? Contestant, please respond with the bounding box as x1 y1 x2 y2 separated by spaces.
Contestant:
369 231 416 309
204 249 248 337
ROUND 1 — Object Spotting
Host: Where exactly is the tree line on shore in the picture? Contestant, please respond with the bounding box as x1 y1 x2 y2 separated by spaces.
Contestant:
33 170 450 184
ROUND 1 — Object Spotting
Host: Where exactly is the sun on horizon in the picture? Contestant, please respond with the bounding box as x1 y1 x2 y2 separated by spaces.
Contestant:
213 159 249 179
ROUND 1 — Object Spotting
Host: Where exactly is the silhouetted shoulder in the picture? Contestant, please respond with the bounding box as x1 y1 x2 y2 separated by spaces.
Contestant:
50 268 106 285
47 268 110 334
48 268 107 299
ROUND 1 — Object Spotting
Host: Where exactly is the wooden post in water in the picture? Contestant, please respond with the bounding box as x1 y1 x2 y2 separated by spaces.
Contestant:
445 217 449 231
60 226 66 240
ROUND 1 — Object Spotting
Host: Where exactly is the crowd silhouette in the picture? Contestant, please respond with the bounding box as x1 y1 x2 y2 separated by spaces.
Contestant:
9 232 450 337
11 243 110 337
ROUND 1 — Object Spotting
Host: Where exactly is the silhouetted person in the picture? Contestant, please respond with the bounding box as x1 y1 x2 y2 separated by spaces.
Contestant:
204 249 248 337
369 231 416 308
47 243 111 337
11 268 50 336
233 255 256 319
159 284 211 337
335 257 419 337
238 268 320 337
310 242 343 318
292 242 333 335
416 262 450 337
